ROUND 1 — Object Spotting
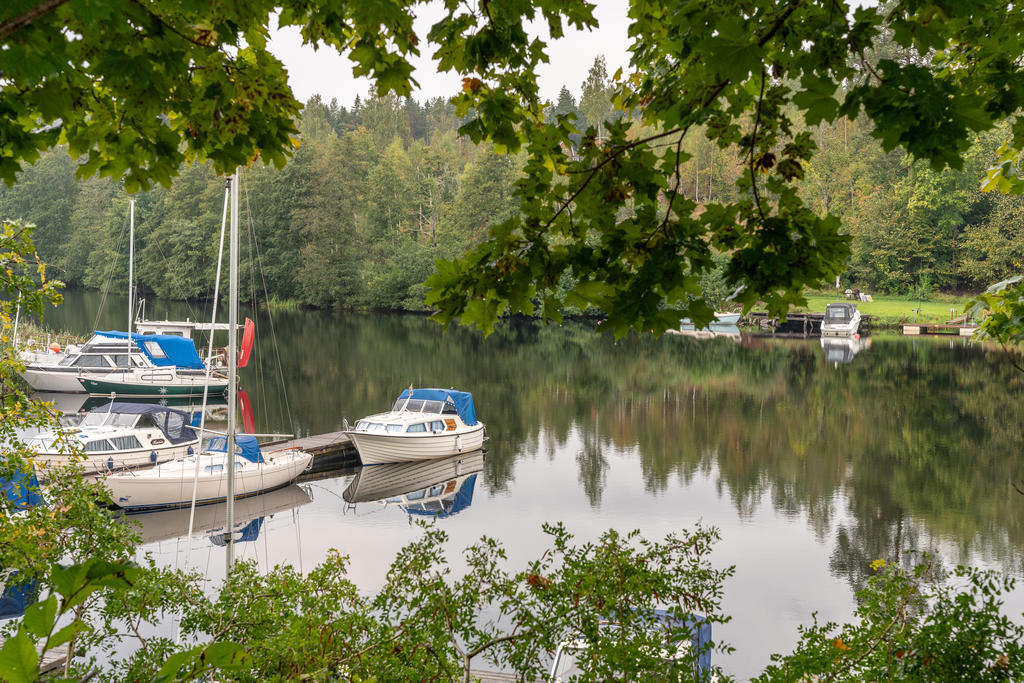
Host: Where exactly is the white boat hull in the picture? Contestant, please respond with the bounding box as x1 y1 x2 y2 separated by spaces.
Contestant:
104 450 313 510
348 425 486 465
821 315 862 337
21 368 89 393
32 443 195 480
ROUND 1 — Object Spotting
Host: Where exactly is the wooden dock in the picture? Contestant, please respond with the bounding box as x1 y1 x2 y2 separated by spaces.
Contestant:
263 429 359 473
746 312 873 338
903 323 978 337
471 670 540 682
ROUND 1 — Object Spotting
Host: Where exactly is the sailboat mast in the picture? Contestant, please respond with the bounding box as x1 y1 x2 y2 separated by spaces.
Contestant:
128 198 135 363
225 170 240 570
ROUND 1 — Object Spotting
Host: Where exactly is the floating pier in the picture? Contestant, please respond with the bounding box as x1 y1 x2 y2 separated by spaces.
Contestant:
902 323 978 337
263 429 358 473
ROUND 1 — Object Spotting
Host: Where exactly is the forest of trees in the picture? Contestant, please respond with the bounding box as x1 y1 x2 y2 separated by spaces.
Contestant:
1 55 1022 311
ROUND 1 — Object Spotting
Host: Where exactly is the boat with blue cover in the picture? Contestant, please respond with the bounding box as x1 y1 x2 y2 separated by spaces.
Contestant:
26 402 200 478
75 330 229 397
346 388 486 465
20 330 224 394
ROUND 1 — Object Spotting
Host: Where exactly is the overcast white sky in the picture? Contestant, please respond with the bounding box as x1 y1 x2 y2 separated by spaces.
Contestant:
268 0 631 108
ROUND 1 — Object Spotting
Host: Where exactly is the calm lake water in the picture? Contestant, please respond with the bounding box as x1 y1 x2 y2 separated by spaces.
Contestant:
39 290 1024 679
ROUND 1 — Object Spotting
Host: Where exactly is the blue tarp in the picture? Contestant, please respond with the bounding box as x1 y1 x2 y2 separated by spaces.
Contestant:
96 330 205 370
0 578 39 620
397 388 478 426
2 464 43 509
206 435 264 464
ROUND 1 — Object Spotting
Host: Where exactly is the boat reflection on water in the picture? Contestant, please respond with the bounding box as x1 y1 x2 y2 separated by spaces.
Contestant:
666 324 741 343
128 483 312 546
820 335 871 365
343 450 484 519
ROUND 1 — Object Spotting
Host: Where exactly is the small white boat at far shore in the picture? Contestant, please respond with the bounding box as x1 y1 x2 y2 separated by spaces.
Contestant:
820 302 862 337
346 388 485 465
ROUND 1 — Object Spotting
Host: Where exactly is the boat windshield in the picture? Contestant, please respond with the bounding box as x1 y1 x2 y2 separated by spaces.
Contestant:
390 398 448 414
825 306 853 322
79 412 139 428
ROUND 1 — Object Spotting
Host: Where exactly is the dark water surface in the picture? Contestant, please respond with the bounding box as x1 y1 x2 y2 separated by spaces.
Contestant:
42 290 1024 678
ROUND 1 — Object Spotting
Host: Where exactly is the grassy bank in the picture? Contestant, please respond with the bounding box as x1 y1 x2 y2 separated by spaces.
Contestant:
793 294 974 326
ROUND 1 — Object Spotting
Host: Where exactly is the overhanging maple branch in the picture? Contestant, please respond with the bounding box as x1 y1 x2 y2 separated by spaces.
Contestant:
0 0 70 41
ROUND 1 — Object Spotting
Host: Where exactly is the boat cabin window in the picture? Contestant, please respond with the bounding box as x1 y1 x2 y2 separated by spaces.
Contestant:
112 354 131 368
30 437 56 452
135 414 158 430
405 399 426 412
142 341 167 359
442 403 458 415
58 355 76 367
84 439 116 453
81 412 138 428
385 424 403 433
420 400 443 413
72 355 113 368
366 422 386 432
111 435 143 450
165 412 186 440
406 423 427 433
430 420 446 432
355 420 369 430
825 306 853 322
429 485 445 497
406 489 426 500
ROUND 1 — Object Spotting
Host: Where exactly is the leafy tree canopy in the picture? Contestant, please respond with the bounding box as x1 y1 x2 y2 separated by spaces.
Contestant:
4 1 1024 334
0 0 422 191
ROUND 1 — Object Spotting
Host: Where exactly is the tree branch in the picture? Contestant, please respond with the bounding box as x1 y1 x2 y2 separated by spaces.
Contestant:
0 0 69 41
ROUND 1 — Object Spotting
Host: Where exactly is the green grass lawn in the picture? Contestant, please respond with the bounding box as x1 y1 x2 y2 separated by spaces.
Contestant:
794 294 974 325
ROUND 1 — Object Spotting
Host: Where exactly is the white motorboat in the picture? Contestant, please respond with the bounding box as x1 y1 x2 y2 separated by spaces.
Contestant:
820 302 862 337
27 402 199 478
20 330 212 393
104 435 312 511
676 311 741 332
343 450 483 517
346 388 486 465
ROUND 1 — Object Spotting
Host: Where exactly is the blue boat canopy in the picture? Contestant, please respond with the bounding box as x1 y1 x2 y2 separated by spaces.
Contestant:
206 435 264 464
397 388 478 426
88 402 197 444
95 330 205 370
1 463 43 509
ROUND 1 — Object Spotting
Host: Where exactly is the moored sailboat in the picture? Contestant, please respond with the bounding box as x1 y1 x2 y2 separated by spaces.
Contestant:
104 436 311 511
102 171 311 520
